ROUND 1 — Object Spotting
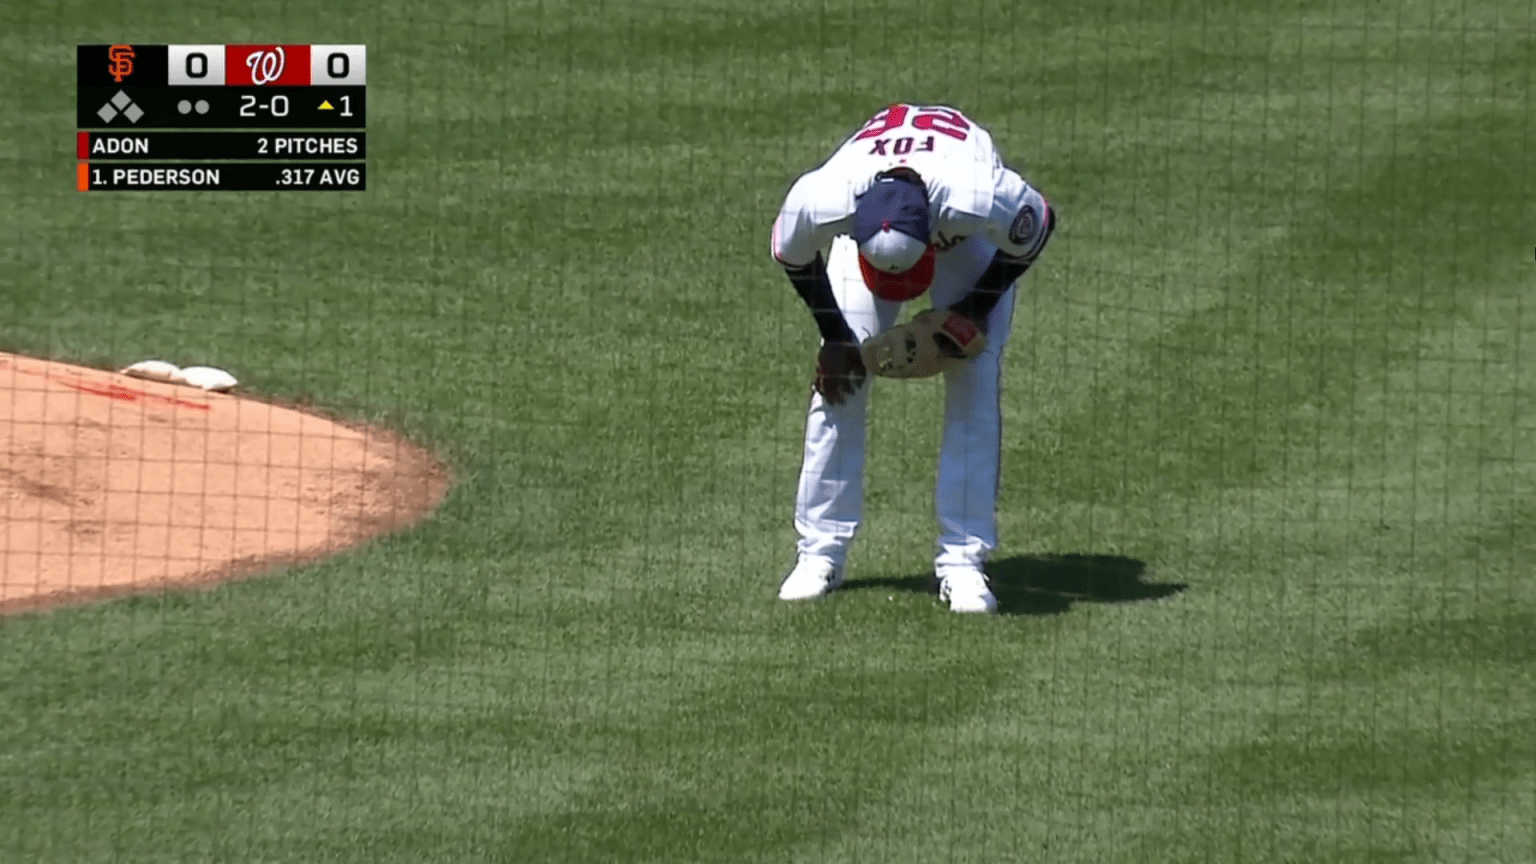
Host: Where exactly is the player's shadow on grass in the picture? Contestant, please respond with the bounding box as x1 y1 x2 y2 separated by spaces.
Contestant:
853 554 1185 615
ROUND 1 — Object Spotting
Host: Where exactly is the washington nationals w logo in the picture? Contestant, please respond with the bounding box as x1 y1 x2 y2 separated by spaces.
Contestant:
245 47 286 85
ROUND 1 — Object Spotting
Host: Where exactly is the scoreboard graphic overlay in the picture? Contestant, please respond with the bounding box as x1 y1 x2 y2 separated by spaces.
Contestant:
77 44 366 191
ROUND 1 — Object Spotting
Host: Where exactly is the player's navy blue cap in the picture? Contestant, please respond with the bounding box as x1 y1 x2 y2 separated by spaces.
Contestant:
852 176 936 301
851 177 931 247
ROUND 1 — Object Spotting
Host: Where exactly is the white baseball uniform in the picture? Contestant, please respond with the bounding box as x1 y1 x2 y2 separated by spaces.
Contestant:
770 104 1054 579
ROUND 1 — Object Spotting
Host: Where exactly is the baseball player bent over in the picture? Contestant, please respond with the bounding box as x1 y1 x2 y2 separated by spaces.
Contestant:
770 103 1056 614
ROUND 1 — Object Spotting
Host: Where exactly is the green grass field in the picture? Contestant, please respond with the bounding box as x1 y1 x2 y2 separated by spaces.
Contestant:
3 0 1535 861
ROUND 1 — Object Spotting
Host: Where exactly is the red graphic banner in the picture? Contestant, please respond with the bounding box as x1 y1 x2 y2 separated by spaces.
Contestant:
223 44 312 86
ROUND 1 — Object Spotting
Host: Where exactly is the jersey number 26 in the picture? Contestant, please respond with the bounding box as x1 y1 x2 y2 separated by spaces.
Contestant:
853 105 971 142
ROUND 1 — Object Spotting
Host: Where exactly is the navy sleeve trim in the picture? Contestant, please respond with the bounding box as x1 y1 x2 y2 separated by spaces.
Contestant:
950 207 1056 324
784 255 857 344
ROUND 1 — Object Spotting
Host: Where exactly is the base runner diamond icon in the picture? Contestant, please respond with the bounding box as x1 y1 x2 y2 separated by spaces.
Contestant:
97 91 144 125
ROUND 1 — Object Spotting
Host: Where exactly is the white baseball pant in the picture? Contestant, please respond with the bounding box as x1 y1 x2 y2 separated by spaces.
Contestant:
793 232 1020 579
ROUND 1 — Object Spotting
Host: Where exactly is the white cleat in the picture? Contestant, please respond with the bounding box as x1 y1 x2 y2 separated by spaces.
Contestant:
777 557 844 601
938 569 998 614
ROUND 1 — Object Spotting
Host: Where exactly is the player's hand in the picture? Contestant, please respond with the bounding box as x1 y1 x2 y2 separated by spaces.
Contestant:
814 342 867 405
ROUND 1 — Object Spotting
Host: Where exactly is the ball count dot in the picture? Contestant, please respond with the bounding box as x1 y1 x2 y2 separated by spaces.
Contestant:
177 100 191 114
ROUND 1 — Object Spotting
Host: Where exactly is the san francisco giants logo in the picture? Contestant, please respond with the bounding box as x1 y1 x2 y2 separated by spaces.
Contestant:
245 47 286 85
107 45 135 83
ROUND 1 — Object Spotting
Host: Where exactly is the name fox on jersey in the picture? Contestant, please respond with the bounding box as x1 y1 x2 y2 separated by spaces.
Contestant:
866 136 938 157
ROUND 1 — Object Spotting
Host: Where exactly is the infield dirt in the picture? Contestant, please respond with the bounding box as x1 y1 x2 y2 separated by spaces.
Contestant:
0 352 449 614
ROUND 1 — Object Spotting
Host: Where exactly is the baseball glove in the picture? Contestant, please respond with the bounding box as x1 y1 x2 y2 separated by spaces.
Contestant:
859 310 987 379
